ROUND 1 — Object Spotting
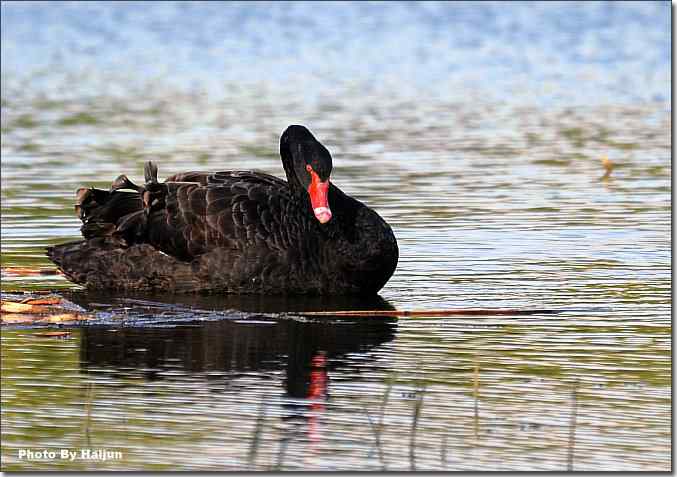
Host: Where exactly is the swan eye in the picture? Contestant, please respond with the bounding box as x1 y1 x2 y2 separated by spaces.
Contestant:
306 164 313 173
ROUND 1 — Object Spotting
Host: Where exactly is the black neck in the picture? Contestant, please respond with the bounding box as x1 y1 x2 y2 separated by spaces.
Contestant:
280 131 307 196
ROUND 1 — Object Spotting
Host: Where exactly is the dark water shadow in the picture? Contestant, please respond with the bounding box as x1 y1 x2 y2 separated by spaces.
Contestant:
75 290 398 400
65 289 395 314
80 316 397 396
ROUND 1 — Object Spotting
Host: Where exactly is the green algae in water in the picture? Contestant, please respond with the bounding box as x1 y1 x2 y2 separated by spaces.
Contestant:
17 142 41 153
12 114 40 129
559 127 586 148
58 112 101 126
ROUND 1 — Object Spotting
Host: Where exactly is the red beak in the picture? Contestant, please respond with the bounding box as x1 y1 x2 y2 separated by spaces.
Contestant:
308 170 332 224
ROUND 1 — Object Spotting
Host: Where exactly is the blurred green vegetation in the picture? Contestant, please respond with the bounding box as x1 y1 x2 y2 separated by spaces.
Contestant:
58 112 101 127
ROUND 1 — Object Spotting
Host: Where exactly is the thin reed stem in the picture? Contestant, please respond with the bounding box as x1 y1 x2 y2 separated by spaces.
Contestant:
567 379 579 471
409 384 426 471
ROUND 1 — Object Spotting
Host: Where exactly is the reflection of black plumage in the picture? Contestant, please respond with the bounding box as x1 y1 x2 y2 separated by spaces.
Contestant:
47 125 398 294
80 316 397 398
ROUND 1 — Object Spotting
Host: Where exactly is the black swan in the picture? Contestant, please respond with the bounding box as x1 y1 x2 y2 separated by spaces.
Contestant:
47 125 399 295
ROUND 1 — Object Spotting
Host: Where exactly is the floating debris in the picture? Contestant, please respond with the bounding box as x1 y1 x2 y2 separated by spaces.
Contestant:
21 296 63 306
1 293 90 325
1 301 45 314
34 331 72 338
1 295 65 314
0 292 273 327
1 312 91 325
1 267 63 277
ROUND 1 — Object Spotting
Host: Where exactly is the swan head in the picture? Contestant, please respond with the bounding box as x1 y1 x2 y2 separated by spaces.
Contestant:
281 125 333 224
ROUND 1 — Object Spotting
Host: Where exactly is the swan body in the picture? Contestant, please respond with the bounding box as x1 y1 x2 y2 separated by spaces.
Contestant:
47 126 398 295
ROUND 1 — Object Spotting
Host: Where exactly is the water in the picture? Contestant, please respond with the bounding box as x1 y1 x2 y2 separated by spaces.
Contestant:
0 1 670 471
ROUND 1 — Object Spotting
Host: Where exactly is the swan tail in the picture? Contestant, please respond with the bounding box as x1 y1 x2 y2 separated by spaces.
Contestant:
46 237 203 292
73 161 169 243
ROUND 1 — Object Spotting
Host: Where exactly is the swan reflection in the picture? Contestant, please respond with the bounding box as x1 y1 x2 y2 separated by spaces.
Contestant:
75 291 398 400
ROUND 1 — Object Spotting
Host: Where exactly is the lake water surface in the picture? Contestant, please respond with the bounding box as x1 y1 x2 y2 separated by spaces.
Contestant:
0 1 671 471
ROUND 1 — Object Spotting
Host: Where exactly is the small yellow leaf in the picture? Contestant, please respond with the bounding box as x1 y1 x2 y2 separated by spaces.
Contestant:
601 155 614 180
